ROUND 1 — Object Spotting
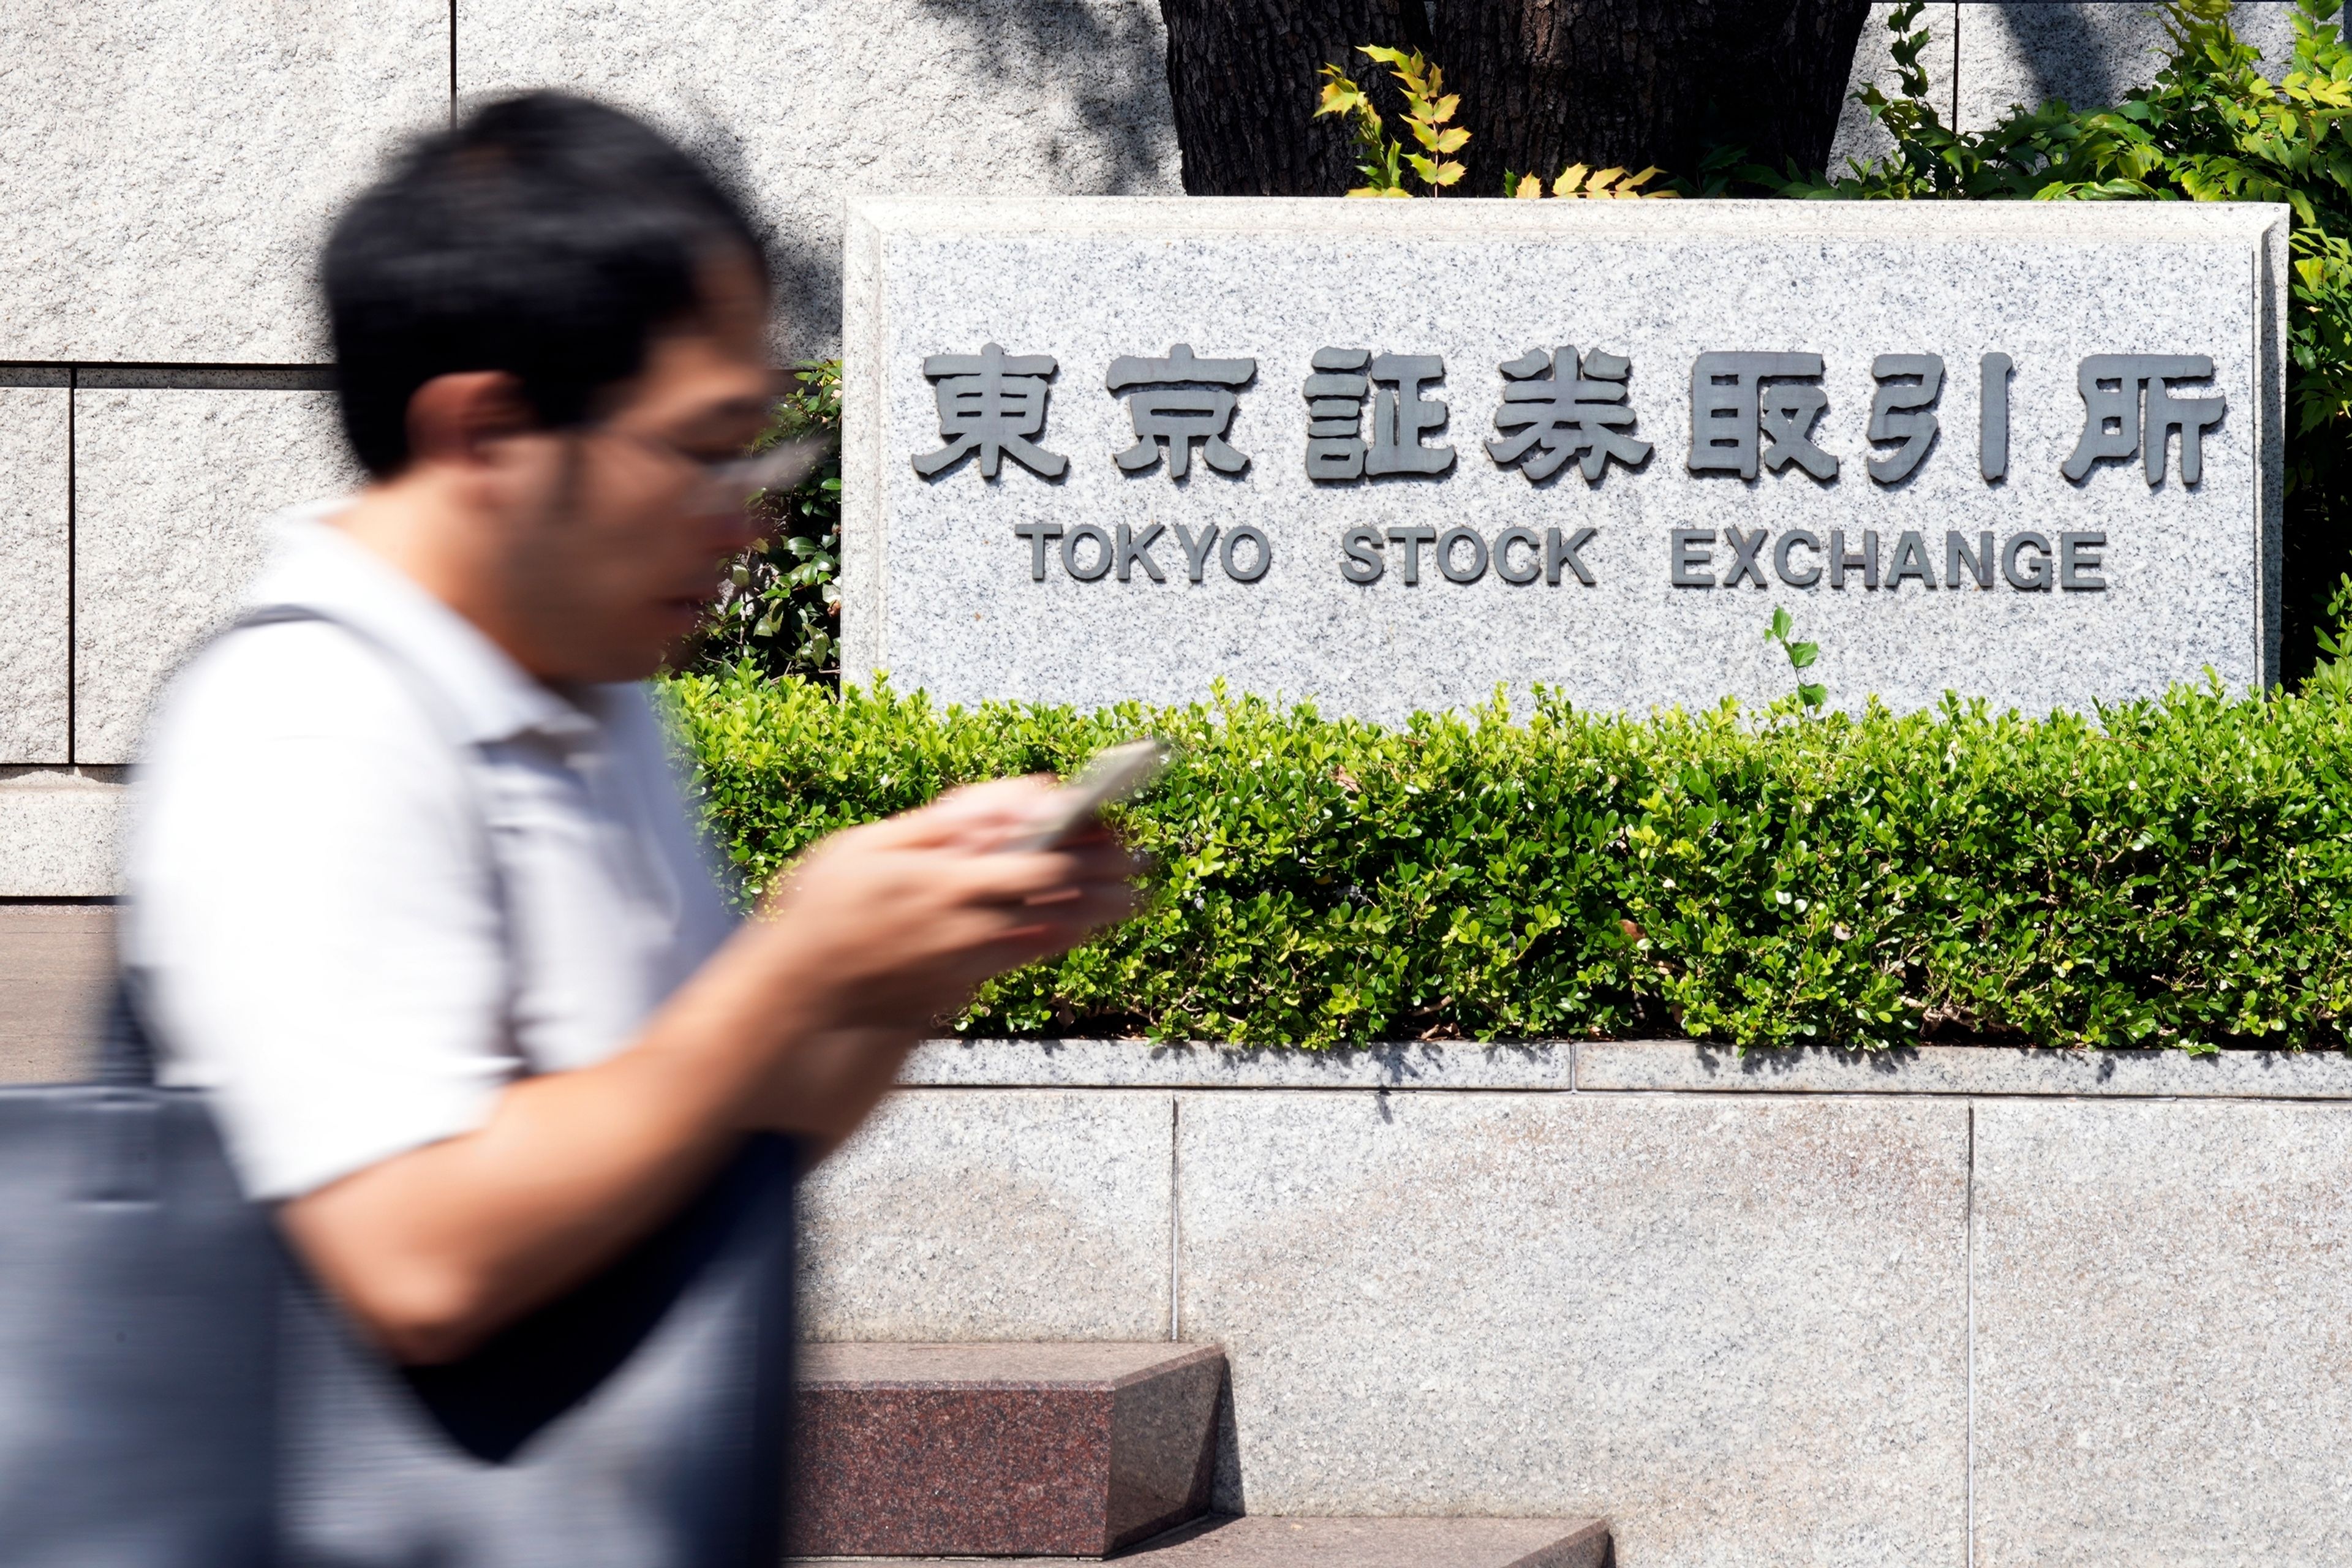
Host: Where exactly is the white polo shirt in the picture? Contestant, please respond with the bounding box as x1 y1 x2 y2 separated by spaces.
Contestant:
124 503 740 1200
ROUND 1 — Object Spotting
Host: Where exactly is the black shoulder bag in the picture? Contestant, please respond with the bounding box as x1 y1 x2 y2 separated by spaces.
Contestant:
0 608 800 1567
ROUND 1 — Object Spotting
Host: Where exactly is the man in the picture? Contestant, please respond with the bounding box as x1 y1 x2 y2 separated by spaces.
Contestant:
126 95 1132 1381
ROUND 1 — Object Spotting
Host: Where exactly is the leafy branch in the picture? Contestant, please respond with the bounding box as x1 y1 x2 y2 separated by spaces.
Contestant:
1506 162 1676 200
1316 45 1468 196
688 358 842 679
1765 606 1826 711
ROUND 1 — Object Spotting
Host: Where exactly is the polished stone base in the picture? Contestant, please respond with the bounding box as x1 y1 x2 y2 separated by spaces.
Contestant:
798 1513 1611 1567
791 1342 1223 1558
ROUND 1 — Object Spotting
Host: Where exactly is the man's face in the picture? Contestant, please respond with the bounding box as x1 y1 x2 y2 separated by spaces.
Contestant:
493 258 777 684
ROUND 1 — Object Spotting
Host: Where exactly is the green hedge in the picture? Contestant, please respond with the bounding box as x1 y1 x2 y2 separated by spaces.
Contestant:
666 666 2352 1052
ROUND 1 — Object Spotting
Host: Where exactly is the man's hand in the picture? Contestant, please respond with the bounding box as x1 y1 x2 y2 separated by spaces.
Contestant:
282 775 1140 1363
723 777 1137 1142
761 777 1139 1031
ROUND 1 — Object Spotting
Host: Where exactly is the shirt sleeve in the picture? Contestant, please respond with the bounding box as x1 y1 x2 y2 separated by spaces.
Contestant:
124 623 519 1201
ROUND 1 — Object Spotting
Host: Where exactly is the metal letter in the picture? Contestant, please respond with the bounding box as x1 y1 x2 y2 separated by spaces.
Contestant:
1688 352 1826 479
1385 525 1436 584
1340 526 1384 584
1946 529 1994 589
1304 348 1371 480
1866 353 1943 485
1547 526 1597 586
1760 382 1839 481
914 343 1068 480
1487 346 1650 482
1495 527 1542 584
1115 521 1166 582
1221 524 1272 582
1887 529 1936 589
1366 355 1455 477
1106 344 1255 480
1436 526 1489 584
1671 529 1715 588
2062 355 2224 484
1174 522 1219 582
1014 521 1064 581
1829 529 1879 590
1061 522 1112 581
2059 531 2108 590
2003 531 2052 591
2146 373 2225 484
1980 352 2011 482
1774 529 1823 588
1720 526 1770 589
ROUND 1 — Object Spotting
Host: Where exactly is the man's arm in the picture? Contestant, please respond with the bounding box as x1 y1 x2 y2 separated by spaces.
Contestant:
279 779 1133 1365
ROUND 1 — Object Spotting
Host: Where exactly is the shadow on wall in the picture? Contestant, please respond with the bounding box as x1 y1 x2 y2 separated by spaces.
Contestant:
2002 2 2122 113
1966 1 2301 126
914 0 1177 197
623 85 849 368
1834 2 2302 169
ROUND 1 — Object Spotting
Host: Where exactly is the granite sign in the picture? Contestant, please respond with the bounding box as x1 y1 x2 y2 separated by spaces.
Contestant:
843 200 2285 720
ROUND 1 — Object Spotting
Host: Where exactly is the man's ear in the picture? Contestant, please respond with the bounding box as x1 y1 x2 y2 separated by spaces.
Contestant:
404 372 539 468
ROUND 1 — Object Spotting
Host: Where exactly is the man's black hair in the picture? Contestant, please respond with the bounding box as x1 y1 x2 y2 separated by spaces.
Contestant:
324 92 769 477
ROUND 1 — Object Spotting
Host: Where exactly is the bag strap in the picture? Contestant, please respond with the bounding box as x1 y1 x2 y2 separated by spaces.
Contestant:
93 973 160 1088
107 603 515 1089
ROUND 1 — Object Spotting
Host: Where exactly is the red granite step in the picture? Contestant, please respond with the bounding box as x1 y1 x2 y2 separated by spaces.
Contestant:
791 1341 1224 1558
796 1513 1612 1567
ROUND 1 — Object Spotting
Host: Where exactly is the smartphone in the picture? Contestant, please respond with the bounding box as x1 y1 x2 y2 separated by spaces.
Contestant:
1001 738 1173 853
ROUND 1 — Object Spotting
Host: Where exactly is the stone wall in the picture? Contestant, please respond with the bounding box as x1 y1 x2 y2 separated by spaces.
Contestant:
845 197 2283 721
1834 2 2304 169
0 2 2296 897
803 1039 2352 1567
0 0 1180 900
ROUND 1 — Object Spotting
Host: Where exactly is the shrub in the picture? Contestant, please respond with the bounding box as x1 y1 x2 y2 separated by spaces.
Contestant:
687 360 842 679
1740 0 2352 680
666 666 2352 1052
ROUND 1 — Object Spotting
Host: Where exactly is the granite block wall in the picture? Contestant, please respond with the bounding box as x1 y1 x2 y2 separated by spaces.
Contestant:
71 383 357 764
797 1088 1177 1342
794 1040 2352 1568
0 6 2306 886
1972 1098 2352 1566
0 384 70 765
458 0 1183 358
845 197 2283 722
0 0 1180 898
0 1 447 365
1833 2 2303 171
1174 1090 1969 1567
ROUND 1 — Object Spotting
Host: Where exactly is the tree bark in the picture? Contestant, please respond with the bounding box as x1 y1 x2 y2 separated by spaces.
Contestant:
1159 0 1433 195
1158 1 1869 197
1428 0 1871 194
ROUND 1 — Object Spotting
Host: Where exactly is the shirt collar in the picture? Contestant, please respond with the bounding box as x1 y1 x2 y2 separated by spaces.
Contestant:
243 499 603 747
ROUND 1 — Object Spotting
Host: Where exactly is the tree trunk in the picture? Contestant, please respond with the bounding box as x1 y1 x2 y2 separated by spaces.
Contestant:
1428 1 1871 194
1159 0 1434 195
1158 1 1869 198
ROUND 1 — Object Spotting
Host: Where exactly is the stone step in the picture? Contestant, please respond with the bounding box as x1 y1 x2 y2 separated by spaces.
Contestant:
797 1513 1611 1567
791 1341 1224 1559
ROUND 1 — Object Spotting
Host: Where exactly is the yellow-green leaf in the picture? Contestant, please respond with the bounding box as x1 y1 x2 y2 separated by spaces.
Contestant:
1553 163 1589 197
1513 173 1542 199
1434 126 1470 154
